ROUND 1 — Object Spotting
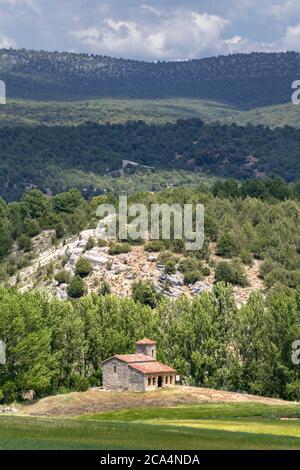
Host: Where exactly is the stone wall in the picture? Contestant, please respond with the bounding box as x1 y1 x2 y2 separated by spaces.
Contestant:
136 343 156 359
102 358 130 390
128 368 146 392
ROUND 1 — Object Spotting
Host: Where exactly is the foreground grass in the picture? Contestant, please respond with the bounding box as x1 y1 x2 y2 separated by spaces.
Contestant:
1 415 300 450
1 403 300 450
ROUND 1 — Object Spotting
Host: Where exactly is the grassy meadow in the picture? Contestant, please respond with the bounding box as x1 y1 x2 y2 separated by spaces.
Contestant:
1 403 300 450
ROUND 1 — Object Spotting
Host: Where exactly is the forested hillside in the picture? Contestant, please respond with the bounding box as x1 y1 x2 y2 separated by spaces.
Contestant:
0 49 299 107
1 119 300 200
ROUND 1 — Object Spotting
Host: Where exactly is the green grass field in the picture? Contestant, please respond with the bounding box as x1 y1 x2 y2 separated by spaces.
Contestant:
1 403 300 450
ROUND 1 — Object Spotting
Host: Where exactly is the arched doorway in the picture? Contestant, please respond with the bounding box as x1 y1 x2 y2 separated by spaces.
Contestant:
158 376 162 388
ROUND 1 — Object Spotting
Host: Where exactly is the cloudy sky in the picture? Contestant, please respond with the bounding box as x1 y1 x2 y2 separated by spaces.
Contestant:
1 0 300 60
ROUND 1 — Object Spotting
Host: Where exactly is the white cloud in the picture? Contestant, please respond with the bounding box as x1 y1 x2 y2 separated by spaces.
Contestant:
282 22 300 49
70 10 229 60
0 33 15 48
221 35 277 54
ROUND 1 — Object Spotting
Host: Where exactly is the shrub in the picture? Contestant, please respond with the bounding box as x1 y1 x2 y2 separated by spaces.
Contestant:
108 243 131 255
240 249 253 266
216 232 240 258
215 260 249 287
179 257 200 273
18 234 32 252
164 260 177 275
158 251 177 265
54 269 70 285
1 381 17 403
132 280 161 308
184 270 202 285
98 239 107 247
67 275 86 298
55 222 65 239
75 257 93 277
99 280 111 296
202 267 211 277
85 237 95 251
69 374 89 392
144 240 164 252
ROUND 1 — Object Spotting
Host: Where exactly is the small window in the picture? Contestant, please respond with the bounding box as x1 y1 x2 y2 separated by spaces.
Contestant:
114 365 117 373
170 376 173 384
151 349 154 357
153 377 156 386
165 376 168 384
148 377 151 386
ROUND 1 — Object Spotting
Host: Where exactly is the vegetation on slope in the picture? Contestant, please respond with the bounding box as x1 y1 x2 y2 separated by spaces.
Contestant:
0 49 299 107
0 98 237 127
2 119 300 200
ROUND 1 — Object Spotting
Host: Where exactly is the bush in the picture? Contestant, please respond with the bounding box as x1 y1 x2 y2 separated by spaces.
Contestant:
144 240 164 252
179 257 200 273
216 232 240 258
69 374 90 392
184 270 202 285
164 260 177 275
132 280 161 308
55 222 65 239
202 267 211 277
54 269 70 285
75 257 93 277
18 234 32 252
67 275 86 298
99 280 111 296
240 249 253 266
1 381 17 403
158 251 177 265
108 243 132 255
215 260 249 287
98 239 107 247
85 237 95 251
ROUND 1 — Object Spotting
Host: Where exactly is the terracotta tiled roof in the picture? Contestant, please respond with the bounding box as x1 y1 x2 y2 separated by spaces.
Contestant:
112 354 155 363
129 361 176 374
136 338 156 345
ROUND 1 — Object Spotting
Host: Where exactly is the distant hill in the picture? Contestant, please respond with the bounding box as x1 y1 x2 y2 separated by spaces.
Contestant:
0 49 299 108
1 118 300 200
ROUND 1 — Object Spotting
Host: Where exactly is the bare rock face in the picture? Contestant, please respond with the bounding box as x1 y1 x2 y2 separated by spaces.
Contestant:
79 230 96 241
160 273 184 286
22 390 36 401
57 285 69 301
83 249 110 268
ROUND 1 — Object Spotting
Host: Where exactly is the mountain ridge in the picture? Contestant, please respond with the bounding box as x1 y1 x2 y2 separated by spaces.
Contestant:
1 48 299 107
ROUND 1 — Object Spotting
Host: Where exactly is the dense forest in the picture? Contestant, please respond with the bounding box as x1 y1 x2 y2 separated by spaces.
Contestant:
0 49 299 107
1 119 300 200
0 283 300 403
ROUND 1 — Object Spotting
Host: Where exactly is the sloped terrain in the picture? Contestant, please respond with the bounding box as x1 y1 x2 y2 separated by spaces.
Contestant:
0 49 299 107
19 386 293 417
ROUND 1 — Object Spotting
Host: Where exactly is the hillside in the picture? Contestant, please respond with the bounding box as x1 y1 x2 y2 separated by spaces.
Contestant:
2 118 300 200
19 387 292 417
1 49 299 108
0 98 237 127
